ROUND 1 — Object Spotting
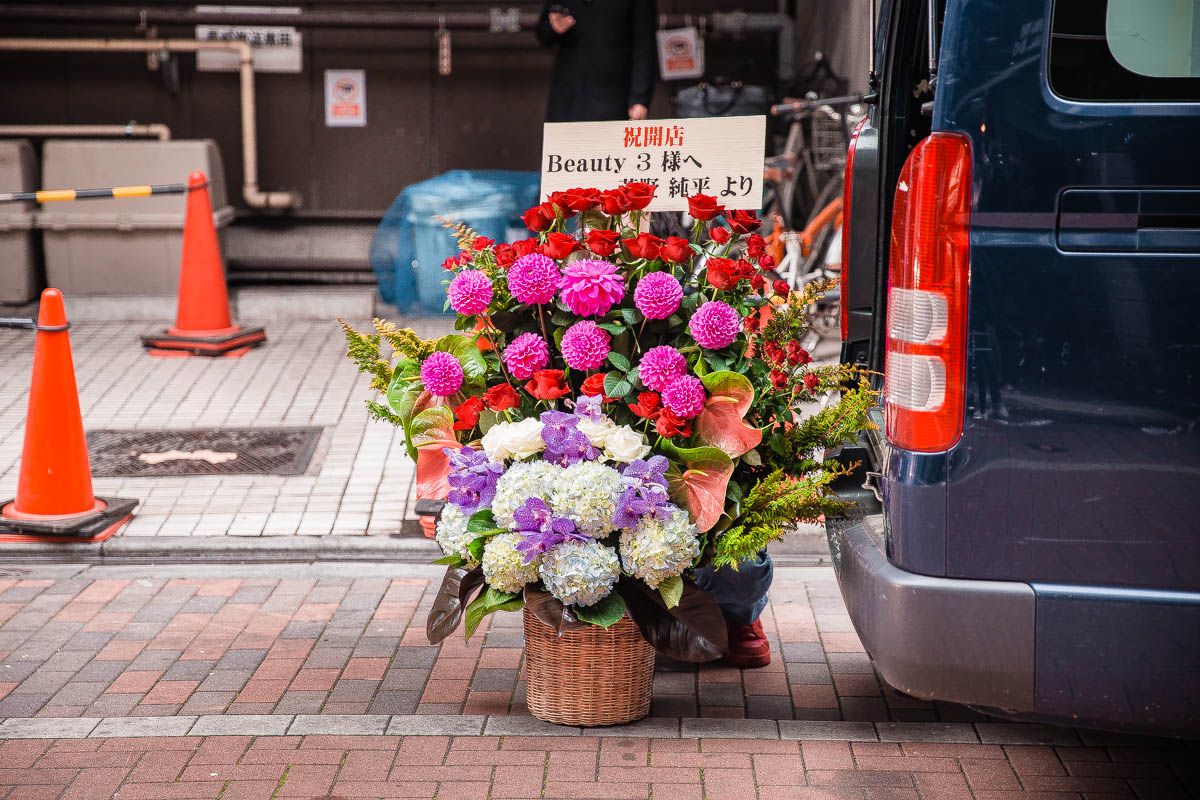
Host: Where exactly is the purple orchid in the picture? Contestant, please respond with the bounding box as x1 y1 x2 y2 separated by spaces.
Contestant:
540 410 599 466
613 456 675 528
574 394 606 423
511 497 586 562
444 445 504 514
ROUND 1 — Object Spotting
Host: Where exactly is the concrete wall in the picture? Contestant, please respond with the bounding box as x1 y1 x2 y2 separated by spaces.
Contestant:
0 1 869 217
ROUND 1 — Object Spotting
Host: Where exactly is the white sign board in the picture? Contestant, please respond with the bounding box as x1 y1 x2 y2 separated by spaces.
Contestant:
324 69 366 127
656 27 704 81
540 115 765 212
195 5 302 73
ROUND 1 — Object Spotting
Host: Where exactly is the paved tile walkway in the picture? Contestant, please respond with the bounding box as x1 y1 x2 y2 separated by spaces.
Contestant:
0 319 452 539
1 563 1196 799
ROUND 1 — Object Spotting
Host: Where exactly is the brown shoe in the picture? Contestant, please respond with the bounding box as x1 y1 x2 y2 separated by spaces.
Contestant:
725 619 771 668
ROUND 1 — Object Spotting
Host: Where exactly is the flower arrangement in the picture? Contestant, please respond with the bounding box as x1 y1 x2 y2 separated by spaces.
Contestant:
344 183 874 652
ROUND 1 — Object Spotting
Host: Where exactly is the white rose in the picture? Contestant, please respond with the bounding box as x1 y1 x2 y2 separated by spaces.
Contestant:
577 415 618 448
481 417 545 462
603 425 651 463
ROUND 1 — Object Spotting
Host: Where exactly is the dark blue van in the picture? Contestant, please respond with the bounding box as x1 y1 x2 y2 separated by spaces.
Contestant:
830 0 1200 735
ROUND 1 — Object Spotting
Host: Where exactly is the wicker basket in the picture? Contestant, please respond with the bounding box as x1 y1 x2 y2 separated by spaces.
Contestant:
523 605 654 726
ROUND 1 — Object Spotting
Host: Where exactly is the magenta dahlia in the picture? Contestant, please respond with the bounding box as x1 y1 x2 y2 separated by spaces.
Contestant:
420 351 464 397
503 332 550 380
661 375 707 419
638 345 687 392
559 258 626 317
633 271 684 320
447 269 493 316
689 301 741 350
508 253 560 306
560 320 611 371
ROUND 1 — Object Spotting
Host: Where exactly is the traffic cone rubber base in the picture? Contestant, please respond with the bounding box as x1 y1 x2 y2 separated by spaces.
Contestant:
141 326 267 358
0 496 138 543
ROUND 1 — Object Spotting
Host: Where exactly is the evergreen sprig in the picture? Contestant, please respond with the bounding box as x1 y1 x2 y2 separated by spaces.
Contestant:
770 374 878 468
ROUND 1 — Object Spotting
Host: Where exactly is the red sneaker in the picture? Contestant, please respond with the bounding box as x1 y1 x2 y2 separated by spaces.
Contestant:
725 619 771 668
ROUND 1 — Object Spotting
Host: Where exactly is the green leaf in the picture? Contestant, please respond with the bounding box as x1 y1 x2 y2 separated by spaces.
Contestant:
657 575 683 609
550 309 575 326
467 509 497 533
463 587 524 639
573 590 627 628
742 448 762 466
433 553 465 567
433 334 488 395
478 408 504 435
598 322 625 336
620 308 643 325
603 372 634 399
606 351 632 372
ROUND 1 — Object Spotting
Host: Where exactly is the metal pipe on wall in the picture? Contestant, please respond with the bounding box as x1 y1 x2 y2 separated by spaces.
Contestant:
0 123 172 140
0 37 298 210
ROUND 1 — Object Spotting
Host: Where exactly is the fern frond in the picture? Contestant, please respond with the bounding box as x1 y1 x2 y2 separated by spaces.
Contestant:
434 215 479 251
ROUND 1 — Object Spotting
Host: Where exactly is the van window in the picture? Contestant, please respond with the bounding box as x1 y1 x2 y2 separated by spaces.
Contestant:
1050 0 1200 101
1107 0 1200 77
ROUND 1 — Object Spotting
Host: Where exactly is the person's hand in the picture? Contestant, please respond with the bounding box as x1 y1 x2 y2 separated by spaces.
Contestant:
628 104 648 120
548 12 575 34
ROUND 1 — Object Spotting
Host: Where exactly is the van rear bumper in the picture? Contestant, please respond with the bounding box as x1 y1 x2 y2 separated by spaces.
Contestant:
829 517 1036 712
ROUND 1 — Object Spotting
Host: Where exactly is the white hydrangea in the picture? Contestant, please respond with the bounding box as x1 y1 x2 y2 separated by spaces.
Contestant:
435 503 478 568
549 461 624 537
619 508 700 588
539 538 621 607
492 460 564 529
482 532 540 593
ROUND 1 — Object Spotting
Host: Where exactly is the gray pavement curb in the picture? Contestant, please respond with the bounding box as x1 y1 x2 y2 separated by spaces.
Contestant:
0 534 444 564
0 715 1088 745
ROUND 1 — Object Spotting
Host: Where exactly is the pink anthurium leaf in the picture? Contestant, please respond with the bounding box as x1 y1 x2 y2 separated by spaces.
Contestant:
660 441 734 533
694 371 761 458
413 405 457 501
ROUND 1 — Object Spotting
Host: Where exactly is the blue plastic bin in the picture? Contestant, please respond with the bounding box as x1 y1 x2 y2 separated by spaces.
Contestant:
370 170 542 312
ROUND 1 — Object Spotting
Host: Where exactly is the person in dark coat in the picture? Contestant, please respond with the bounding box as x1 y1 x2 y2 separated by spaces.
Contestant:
535 0 657 122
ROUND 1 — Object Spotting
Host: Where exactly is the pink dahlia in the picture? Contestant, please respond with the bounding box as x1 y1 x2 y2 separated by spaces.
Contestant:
560 320 611 371
508 253 560 305
420 351 464 397
689 301 741 350
661 375 707 419
447 269 493 315
633 272 683 320
638 345 687 392
559 258 626 317
503 332 550 380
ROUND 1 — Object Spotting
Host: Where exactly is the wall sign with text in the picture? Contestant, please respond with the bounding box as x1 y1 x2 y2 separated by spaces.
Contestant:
540 116 766 212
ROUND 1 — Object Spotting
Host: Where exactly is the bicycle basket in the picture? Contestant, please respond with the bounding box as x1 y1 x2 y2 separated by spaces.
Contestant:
810 108 848 172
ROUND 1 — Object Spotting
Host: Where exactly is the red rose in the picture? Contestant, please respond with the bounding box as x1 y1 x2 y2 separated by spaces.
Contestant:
512 237 539 257
655 407 693 439
745 234 766 259
525 369 571 400
705 257 739 291
580 372 616 402
452 396 484 431
736 259 756 279
548 191 576 217
773 280 790 296
441 256 459 271
627 391 661 419
622 181 657 210
687 194 725 221
659 236 690 264
484 383 519 411
750 274 765 292
493 243 515 269
787 341 812 366
804 372 820 391
765 342 785 365
523 203 556 232
758 254 776 270
770 369 788 390
599 188 631 216
709 226 732 245
560 187 601 213
544 232 582 260
472 236 494 251
586 229 621 257
623 232 663 261
724 209 760 235
743 315 760 332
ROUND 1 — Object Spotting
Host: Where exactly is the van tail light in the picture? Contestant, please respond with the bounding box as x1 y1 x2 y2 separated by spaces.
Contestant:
839 117 869 342
884 132 971 452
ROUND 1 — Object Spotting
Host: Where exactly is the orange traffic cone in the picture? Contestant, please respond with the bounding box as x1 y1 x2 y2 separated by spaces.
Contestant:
1 289 137 542
141 171 266 357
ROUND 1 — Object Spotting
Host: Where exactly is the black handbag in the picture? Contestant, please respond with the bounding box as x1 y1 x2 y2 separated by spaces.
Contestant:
674 81 769 118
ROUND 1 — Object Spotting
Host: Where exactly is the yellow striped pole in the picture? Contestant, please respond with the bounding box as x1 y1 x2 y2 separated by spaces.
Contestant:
0 182 195 204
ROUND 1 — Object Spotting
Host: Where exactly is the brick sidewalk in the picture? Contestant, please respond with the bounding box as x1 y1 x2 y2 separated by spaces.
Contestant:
1 564 1196 798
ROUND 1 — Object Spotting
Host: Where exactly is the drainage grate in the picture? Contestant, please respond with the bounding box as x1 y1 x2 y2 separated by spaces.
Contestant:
87 427 322 477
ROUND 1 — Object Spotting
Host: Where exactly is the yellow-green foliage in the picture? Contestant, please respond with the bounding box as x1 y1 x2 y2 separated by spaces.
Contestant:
339 318 435 427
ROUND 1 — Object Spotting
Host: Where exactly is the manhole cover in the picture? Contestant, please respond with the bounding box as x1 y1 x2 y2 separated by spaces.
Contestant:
87 427 322 477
